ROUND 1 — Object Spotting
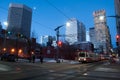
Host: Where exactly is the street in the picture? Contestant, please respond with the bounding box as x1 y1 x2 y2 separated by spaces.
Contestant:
0 60 120 80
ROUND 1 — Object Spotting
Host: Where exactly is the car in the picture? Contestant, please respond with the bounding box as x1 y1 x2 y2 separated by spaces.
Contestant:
1 53 16 62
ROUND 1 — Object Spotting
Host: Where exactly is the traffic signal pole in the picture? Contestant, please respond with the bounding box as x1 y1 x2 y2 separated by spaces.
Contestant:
108 15 120 55
107 15 120 46
54 25 64 63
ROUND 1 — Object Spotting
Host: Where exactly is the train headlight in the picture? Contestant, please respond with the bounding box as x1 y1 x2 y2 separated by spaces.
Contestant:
84 58 86 61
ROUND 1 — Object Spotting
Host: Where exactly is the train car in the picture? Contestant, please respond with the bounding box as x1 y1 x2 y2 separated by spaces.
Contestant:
77 51 100 63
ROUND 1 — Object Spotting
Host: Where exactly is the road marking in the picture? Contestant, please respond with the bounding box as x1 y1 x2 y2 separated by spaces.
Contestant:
95 67 119 72
49 70 55 72
0 67 9 71
83 73 88 76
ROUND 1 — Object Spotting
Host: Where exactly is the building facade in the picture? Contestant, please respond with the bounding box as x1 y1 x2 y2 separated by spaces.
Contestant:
65 18 86 45
0 22 2 32
7 3 32 38
93 10 111 54
114 0 120 34
74 41 94 52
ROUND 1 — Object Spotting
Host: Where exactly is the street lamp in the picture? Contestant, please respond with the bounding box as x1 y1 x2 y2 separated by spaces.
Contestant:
2 21 8 49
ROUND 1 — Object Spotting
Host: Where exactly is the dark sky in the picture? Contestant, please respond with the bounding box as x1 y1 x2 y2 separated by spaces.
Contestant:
0 0 116 47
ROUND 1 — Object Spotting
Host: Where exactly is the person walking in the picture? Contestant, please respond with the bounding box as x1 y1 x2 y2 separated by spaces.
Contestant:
39 47 43 64
31 51 35 63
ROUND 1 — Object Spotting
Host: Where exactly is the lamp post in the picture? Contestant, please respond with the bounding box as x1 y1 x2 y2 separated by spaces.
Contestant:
3 21 8 49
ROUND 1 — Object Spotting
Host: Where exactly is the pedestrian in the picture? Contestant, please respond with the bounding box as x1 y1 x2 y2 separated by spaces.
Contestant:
31 52 35 63
39 47 43 64
40 54 43 63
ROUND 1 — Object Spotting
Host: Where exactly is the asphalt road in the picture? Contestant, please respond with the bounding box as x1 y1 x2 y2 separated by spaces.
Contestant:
0 60 120 80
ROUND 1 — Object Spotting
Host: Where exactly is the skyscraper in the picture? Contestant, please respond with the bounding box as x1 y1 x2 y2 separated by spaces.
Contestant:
114 0 120 34
89 27 97 48
65 18 86 45
40 35 53 46
7 3 32 38
93 10 111 53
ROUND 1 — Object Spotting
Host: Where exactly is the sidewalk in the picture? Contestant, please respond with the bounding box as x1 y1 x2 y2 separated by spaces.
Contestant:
17 58 79 64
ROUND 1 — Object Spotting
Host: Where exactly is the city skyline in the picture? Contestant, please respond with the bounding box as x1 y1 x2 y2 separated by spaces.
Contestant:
0 0 116 47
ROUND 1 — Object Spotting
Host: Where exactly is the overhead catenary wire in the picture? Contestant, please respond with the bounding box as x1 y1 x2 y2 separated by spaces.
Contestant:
45 0 75 35
45 0 71 20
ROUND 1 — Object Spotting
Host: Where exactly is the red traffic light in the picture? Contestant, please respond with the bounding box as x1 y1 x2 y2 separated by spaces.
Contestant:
116 35 120 41
116 35 119 39
57 41 62 47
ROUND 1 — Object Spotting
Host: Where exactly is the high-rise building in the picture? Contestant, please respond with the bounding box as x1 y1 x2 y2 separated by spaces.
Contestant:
65 18 86 45
7 3 32 38
114 0 120 34
93 10 111 53
40 35 53 46
86 31 90 41
89 27 97 48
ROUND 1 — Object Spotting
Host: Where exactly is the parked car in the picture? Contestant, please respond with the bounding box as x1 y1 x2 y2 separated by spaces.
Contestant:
1 53 15 62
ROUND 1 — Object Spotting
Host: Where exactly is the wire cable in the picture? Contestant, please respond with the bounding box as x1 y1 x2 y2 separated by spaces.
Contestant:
45 0 70 20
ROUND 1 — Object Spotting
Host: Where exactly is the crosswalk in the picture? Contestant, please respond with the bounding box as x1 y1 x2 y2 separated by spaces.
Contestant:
0 64 11 71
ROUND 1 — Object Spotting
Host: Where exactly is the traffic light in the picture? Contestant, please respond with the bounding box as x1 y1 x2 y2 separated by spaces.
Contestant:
57 41 62 47
1 29 12 35
7 31 12 35
20 34 23 37
116 34 120 46
16 33 23 38
116 35 120 41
